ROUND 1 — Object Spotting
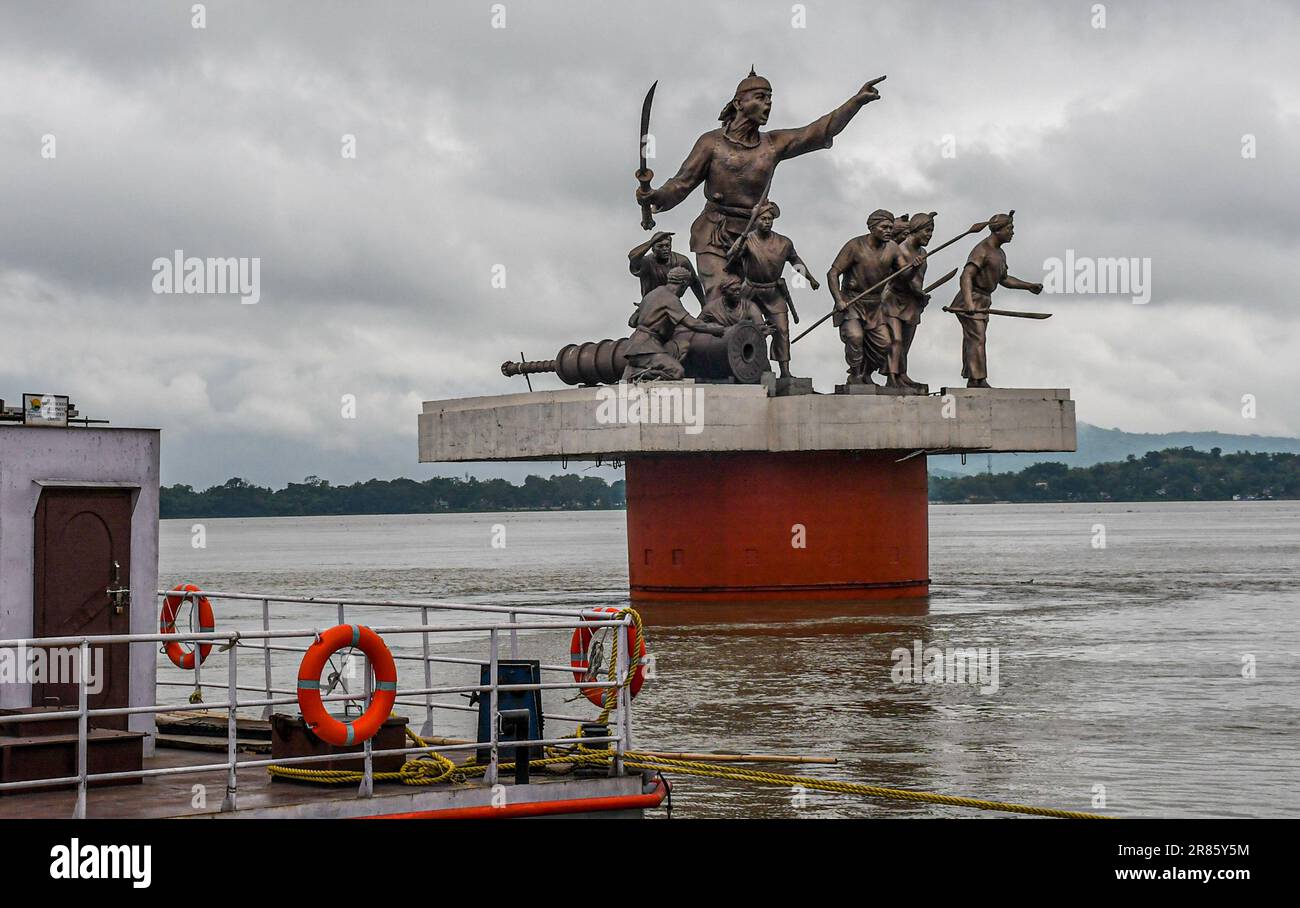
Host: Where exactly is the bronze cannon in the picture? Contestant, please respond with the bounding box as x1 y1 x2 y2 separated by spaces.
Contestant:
501 323 772 386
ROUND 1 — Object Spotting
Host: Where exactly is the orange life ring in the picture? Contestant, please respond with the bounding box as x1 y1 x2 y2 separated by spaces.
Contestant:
160 584 215 670
570 607 646 707
297 624 397 747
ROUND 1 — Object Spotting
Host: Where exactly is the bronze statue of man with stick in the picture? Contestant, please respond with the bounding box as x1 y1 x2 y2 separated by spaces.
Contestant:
634 69 885 303
826 209 901 385
945 211 1044 388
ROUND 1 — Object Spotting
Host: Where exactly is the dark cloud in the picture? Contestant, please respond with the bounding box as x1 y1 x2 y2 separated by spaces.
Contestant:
1 0 1298 488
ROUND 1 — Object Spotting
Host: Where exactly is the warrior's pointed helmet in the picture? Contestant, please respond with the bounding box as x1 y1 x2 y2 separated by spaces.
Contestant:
736 66 772 96
719 66 773 122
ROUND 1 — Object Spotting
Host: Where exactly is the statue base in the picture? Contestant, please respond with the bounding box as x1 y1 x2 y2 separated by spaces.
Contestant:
773 374 815 396
419 384 1075 604
834 382 929 395
626 450 928 601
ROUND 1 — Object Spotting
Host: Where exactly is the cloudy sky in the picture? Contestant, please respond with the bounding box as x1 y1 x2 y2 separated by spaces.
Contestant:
2 0 1298 488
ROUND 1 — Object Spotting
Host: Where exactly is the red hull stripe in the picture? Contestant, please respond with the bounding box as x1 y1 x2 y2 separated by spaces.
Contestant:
360 778 668 820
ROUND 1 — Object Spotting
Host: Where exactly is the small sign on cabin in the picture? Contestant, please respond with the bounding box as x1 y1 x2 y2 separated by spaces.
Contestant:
22 393 69 428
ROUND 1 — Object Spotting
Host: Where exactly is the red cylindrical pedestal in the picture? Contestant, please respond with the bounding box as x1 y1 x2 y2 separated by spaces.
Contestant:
625 451 929 602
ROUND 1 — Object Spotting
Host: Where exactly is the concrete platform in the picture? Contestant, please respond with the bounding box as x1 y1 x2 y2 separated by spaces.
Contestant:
418 384 1075 602
418 384 1076 462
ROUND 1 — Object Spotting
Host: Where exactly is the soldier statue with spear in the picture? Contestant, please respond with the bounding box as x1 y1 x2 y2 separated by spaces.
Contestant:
824 208 904 386
942 211 1046 388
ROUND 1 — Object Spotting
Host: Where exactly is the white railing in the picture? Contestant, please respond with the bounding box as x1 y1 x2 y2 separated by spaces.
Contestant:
0 590 637 818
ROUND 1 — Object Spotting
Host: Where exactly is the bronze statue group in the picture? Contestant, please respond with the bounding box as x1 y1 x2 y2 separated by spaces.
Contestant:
624 69 1045 390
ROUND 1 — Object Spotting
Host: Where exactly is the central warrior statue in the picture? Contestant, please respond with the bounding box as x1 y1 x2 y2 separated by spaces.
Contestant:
635 69 885 304
728 201 818 380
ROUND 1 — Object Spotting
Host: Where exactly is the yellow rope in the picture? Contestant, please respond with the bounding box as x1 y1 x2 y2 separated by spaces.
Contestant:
266 726 607 786
582 606 644 723
269 607 1109 818
619 753 1111 819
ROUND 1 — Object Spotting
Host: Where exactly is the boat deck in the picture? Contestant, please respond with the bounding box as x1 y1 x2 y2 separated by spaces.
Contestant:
0 744 654 819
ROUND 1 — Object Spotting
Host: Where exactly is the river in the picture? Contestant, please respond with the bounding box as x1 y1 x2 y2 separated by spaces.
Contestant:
159 500 1300 817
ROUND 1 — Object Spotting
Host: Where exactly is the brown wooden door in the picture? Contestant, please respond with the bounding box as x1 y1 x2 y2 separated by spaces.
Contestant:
33 488 133 730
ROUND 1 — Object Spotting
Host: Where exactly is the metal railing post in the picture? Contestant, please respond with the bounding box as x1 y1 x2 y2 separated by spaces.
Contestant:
358 656 374 798
190 592 202 700
420 606 433 736
72 639 89 819
621 618 634 753
486 628 499 787
260 598 273 719
613 623 628 777
509 610 519 660
222 634 239 811
337 604 351 717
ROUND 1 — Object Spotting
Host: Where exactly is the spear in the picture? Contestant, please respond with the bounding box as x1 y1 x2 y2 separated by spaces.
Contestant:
943 306 1051 319
791 220 989 345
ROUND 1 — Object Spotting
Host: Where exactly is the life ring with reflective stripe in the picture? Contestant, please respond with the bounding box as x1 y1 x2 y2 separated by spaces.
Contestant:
570 607 646 707
297 624 397 747
160 584 215 670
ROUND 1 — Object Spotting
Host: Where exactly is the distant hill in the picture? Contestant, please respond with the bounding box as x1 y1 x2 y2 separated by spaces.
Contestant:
929 423 1300 476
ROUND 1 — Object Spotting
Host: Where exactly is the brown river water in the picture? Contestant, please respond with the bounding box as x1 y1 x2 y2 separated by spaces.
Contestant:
159 501 1300 818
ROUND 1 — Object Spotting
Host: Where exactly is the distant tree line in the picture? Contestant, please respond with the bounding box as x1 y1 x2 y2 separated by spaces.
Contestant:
160 474 626 518
161 447 1299 517
929 448 1300 504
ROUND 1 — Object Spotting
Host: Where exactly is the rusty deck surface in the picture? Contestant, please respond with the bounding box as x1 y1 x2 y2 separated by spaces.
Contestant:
0 744 642 819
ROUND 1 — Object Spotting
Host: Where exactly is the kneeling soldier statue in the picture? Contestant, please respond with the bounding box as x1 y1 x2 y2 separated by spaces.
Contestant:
624 266 726 381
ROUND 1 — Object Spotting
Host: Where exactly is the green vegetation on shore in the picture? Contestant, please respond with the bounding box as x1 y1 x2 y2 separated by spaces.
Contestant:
159 448 1299 518
928 448 1299 504
160 474 625 518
